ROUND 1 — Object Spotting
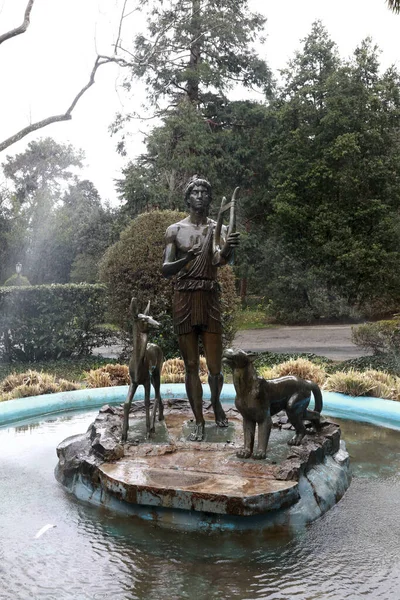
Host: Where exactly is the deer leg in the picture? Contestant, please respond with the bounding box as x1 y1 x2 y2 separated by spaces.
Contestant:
150 368 163 429
122 383 137 442
144 378 152 438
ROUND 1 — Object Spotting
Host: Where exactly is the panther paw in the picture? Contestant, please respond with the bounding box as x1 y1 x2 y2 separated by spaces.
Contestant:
288 434 304 446
252 450 267 460
236 448 252 459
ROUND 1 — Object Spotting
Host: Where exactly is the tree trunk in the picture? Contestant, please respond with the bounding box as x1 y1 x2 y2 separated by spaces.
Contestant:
187 0 201 104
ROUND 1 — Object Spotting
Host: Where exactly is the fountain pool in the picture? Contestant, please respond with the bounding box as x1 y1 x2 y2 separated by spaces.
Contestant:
1 407 400 599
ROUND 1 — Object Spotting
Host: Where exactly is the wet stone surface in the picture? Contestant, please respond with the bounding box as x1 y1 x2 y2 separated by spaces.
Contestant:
55 399 348 519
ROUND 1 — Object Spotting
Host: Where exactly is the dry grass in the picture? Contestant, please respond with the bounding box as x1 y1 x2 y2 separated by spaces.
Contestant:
161 357 208 384
0 370 81 402
259 358 327 386
84 363 130 388
324 369 400 400
84 359 209 387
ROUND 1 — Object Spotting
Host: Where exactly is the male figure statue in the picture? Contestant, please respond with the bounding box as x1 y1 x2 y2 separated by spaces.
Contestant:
162 176 240 441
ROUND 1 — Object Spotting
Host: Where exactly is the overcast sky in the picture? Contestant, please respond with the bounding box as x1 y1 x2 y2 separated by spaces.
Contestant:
1 0 399 204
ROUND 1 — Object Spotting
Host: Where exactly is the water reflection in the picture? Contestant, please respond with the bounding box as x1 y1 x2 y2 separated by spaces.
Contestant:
1 410 400 599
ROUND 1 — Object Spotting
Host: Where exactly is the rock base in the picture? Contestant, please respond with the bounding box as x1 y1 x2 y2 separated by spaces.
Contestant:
55 400 351 531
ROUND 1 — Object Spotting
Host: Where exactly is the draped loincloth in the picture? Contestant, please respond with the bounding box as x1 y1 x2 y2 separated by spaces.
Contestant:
173 225 222 335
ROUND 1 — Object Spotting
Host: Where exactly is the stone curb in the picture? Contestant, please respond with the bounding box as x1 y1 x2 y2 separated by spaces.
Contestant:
1 384 400 430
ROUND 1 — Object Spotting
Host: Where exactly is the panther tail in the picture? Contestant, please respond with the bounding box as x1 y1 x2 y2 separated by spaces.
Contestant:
311 383 323 413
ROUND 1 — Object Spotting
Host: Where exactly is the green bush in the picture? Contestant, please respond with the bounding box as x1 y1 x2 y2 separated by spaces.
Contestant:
3 274 31 286
352 320 400 355
99 210 239 358
0 284 109 362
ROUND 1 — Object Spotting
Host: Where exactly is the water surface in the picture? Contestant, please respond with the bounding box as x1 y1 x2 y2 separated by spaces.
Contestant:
1 411 400 600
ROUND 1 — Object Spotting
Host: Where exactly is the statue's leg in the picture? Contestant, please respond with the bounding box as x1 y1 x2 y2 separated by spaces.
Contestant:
202 331 228 427
253 416 272 460
237 419 255 459
122 382 137 442
178 330 205 441
286 394 309 446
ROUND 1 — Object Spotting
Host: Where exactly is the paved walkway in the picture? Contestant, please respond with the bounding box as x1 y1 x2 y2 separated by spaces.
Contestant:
94 324 370 361
234 325 370 361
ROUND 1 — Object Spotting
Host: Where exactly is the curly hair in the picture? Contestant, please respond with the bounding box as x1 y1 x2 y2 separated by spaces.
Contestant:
184 175 212 206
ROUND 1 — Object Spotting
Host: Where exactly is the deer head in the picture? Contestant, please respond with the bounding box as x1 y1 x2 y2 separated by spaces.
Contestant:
130 298 160 332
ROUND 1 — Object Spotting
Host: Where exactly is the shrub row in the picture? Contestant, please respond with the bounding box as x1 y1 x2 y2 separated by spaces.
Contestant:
0 284 109 362
3 357 400 402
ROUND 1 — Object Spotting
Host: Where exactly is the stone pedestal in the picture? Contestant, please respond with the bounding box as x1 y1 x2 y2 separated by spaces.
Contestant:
55 400 350 531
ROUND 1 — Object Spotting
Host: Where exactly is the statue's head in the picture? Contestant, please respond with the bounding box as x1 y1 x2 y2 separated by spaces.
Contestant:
184 175 212 210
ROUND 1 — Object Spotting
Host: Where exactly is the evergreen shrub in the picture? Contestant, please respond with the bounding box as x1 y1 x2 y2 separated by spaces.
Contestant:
0 284 109 362
3 274 31 286
352 320 400 355
100 210 239 358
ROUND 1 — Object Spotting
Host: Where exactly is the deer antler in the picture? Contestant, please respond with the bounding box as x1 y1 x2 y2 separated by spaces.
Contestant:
143 300 151 315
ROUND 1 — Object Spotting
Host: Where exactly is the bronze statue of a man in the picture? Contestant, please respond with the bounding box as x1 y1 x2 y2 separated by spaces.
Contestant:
162 176 240 441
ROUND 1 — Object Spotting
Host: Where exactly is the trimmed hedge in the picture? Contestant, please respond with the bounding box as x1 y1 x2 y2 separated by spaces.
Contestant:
0 284 109 362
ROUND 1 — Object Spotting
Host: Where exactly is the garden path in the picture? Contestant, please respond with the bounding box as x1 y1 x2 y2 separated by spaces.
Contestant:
94 324 371 361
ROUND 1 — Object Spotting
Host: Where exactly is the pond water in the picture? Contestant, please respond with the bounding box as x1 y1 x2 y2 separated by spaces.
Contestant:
1 410 400 600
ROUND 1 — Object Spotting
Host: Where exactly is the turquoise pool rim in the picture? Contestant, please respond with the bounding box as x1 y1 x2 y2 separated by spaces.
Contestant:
1 384 400 430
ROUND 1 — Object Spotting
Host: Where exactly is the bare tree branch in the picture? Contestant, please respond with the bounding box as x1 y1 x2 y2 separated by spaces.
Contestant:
0 0 173 154
0 0 35 46
114 0 129 54
0 54 132 153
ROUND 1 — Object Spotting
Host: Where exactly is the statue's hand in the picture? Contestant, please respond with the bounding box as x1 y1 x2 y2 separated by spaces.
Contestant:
187 242 202 260
221 232 240 258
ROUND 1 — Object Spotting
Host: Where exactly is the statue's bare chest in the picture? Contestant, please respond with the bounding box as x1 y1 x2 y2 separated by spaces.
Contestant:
174 222 212 254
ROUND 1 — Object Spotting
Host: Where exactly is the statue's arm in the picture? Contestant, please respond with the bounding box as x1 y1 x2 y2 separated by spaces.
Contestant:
162 226 201 278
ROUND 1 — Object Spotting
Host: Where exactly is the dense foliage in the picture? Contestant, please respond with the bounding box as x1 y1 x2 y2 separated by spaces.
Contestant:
257 25 400 321
2 16 400 329
119 22 400 323
0 284 108 362
99 210 239 358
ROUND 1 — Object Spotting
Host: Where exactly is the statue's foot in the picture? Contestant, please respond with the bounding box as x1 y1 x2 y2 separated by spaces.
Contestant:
288 433 305 446
188 423 204 442
252 450 267 460
214 407 228 427
236 448 252 459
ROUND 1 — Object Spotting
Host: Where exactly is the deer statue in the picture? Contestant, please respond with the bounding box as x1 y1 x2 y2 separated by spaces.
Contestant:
121 298 164 443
